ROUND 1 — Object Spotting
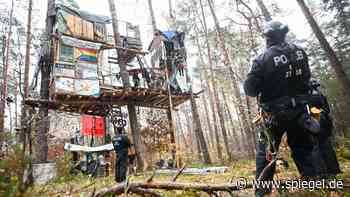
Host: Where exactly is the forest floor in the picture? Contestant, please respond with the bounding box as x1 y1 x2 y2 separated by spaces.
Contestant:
27 157 350 197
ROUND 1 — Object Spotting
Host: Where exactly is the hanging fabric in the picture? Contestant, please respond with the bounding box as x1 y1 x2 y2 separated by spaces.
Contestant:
81 115 105 137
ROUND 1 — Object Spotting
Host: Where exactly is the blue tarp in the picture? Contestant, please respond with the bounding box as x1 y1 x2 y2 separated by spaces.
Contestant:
162 31 177 40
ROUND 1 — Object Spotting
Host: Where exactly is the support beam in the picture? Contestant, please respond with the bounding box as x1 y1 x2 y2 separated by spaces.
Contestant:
108 0 144 170
35 0 56 163
165 68 176 162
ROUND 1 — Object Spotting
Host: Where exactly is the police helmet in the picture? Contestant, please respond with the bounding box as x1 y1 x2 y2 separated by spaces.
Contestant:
263 21 289 40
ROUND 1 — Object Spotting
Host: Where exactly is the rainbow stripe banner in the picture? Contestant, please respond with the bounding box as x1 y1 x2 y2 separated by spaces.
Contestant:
76 48 97 63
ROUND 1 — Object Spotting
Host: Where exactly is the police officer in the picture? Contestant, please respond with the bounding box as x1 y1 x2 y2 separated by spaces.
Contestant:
112 127 131 183
244 21 340 196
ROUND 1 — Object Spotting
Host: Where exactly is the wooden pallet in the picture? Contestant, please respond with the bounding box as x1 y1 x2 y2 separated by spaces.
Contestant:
25 86 195 116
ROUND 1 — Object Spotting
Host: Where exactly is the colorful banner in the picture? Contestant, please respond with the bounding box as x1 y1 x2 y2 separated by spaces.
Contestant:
75 79 100 96
76 48 97 63
55 77 75 93
76 62 98 79
54 63 75 78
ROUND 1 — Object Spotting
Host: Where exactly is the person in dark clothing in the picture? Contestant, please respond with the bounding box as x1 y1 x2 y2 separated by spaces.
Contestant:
244 21 340 196
112 127 131 183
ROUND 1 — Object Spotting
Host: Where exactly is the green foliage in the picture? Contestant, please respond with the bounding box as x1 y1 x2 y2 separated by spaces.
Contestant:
162 190 200 197
0 145 31 197
337 138 350 160
54 153 74 182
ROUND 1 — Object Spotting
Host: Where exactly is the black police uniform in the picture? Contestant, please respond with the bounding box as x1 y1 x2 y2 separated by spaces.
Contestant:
246 22 341 197
112 133 131 182
245 42 311 102
245 42 318 178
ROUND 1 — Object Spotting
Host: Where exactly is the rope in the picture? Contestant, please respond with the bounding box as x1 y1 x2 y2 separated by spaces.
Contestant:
256 109 280 181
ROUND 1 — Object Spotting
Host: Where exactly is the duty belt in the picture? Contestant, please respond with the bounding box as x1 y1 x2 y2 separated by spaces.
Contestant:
260 94 324 114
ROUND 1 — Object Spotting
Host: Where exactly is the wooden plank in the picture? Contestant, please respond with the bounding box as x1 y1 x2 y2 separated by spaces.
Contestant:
66 14 75 36
148 95 164 104
79 103 86 112
159 99 171 107
153 97 168 106
27 87 192 114
143 94 158 104
86 20 94 40
119 88 131 100
74 16 82 38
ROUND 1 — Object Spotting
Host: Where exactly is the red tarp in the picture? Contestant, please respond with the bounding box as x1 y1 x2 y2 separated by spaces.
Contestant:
81 115 105 137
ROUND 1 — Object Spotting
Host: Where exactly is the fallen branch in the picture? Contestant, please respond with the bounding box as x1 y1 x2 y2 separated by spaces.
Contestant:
171 165 186 182
94 181 253 197
146 170 157 183
129 187 163 197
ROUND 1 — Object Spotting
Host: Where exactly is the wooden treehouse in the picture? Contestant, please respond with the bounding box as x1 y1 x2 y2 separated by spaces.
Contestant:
25 3 195 116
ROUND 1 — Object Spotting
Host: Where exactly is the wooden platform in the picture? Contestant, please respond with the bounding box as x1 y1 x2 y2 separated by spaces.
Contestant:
25 86 194 116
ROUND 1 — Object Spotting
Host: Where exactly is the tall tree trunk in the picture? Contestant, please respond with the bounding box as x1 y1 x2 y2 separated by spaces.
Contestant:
207 0 255 157
166 107 176 162
183 110 195 155
14 74 18 129
0 0 14 145
296 0 350 104
128 105 143 170
233 104 250 155
199 71 214 149
190 89 211 164
147 0 157 33
202 69 221 158
222 102 234 143
221 89 241 152
175 113 189 150
20 0 32 146
198 0 224 162
255 0 272 21
213 85 232 161
166 0 178 163
167 0 176 29
168 0 174 19
35 0 55 163
185 21 211 163
18 0 34 188
108 0 144 170
0 35 5 147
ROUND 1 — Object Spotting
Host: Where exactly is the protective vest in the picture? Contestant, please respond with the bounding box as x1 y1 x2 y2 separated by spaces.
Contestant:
244 42 311 103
